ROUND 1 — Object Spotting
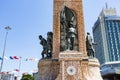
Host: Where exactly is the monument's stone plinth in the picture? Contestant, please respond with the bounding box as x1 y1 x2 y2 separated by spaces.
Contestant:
56 51 103 80
56 51 83 80
86 59 103 80
38 59 60 80
38 53 103 80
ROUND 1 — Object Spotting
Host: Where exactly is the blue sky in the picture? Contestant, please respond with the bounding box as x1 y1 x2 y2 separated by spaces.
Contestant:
0 0 120 77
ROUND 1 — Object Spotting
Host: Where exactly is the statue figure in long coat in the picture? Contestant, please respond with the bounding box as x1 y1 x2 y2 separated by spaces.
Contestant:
86 32 95 58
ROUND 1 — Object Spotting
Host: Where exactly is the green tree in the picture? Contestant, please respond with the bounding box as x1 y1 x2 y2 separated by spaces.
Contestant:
21 74 34 80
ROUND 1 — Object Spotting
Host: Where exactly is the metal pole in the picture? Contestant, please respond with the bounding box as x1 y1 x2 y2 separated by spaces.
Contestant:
0 26 11 73
18 57 22 79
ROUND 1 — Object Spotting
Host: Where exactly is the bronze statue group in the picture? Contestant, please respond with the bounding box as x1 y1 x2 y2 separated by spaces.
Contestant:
39 32 53 59
39 31 95 59
39 5 96 59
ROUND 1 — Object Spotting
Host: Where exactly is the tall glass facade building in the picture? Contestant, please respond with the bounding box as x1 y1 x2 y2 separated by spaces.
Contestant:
93 8 120 64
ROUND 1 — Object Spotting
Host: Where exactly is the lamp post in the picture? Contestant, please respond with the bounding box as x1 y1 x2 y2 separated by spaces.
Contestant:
0 26 11 73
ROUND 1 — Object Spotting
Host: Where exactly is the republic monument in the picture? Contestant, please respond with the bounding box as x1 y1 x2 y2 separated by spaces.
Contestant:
38 0 103 80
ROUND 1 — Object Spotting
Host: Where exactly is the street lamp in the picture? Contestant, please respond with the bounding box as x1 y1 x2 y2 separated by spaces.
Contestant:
0 26 11 73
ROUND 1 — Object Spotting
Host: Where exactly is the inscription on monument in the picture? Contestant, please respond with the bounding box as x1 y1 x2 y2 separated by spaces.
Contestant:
59 52 82 61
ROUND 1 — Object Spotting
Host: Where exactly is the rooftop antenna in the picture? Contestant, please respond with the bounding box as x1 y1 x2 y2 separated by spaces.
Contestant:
105 2 108 9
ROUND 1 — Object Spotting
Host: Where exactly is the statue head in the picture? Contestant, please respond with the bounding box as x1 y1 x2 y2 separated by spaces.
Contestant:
47 32 53 36
39 35 42 40
87 32 90 35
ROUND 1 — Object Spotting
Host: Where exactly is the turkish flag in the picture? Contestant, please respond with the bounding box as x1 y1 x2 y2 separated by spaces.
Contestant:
14 56 19 59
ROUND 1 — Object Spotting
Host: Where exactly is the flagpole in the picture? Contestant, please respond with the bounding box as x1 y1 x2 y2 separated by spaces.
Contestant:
0 26 11 72
18 57 22 79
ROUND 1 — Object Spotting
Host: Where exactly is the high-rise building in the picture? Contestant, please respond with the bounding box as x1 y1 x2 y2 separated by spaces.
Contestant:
93 7 120 64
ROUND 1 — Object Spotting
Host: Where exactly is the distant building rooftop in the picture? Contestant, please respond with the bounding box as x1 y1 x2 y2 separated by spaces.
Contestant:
105 15 120 20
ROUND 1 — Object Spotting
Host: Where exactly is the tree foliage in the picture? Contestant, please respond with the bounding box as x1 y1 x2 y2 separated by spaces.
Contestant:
21 74 34 80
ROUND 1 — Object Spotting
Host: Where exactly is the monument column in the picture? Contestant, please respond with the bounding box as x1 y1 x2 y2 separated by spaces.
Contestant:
52 0 87 59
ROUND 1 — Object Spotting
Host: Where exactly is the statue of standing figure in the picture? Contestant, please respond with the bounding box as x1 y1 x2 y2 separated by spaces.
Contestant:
39 35 48 59
47 32 53 58
86 32 95 58
39 32 53 59
67 21 77 50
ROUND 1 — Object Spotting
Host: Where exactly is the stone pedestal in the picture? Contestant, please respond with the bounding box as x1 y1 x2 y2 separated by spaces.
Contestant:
83 59 103 80
38 59 60 80
56 51 103 80
56 51 83 80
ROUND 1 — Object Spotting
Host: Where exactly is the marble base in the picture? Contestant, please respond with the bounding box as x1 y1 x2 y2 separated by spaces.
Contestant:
38 59 60 80
38 51 103 80
83 58 103 80
56 51 103 80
